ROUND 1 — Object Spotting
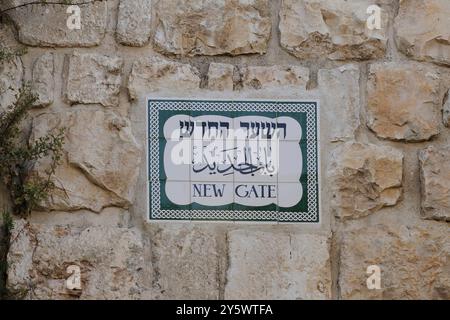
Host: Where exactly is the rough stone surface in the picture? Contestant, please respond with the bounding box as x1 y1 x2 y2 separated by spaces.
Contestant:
279 0 389 60
0 24 23 113
444 90 450 127
65 53 123 108
1 0 449 301
0 54 23 113
367 62 442 142
240 65 309 90
30 107 142 213
328 142 403 220
319 65 360 142
151 226 220 299
340 223 450 300
116 0 152 47
225 230 331 300
207 63 234 91
1 0 107 47
128 56 200 100
153 0 271 56
419 146 450 222
31 53 54 107
7 220 149 299
0 28 23 113
395 0 450 66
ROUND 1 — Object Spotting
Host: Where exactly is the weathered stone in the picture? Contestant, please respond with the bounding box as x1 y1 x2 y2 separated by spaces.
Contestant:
30 107 142 213
279 0 389 60
419 146 450 222
340 223 450 299
0 23 18 49
241 65 309 90
1 0 107 47
367 62 442 142
116 0 152 47
0 54 23 113
151 226 220 299
207 63 234 91
328 142 403 220
128 56 200 100
225 230 331 300
65 53 123 108
319 65 360 142
31 53 54 107
395 0 450 66
0 26 23 113
7 220 149 299
444 90 450 127
153 0 271 56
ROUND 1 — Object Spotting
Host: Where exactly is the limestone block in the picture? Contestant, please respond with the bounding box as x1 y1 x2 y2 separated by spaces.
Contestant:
240 65 309 90
318 65 360 142
0 55 23 113
419 146 450 222
0 25 23 113
340 223 450 299
279 0 389 60
128 56 200 99
31 53 54 107
151 225 221 299
30 107 142 213
1 0 107 47
367 62 442 142
116 0 152 47
153 0 271 56
225 230 331 300
395 0 450 66
328 142 403 219
207 63 234 91
65 53 123 108
7 220 148 299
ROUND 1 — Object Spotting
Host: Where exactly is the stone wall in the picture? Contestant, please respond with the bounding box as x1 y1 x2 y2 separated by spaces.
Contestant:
0 0 449 300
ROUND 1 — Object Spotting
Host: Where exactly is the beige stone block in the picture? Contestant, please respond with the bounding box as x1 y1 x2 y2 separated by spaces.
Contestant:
419 146 450 222
328 142 403 219
367 62 442 141
395 0 450 66
225 230 331 300
153 0 271 56
340 223 450 299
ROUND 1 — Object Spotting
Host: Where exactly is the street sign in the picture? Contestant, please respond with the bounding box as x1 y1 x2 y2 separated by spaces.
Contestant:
147 99 319 223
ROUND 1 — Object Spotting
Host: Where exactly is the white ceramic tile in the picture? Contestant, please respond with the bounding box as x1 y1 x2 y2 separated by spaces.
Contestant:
277 182 303 210
163 139 191 181
277 140 303 183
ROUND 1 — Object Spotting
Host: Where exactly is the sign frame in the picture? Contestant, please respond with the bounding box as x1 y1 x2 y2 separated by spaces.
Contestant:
146 98 321 223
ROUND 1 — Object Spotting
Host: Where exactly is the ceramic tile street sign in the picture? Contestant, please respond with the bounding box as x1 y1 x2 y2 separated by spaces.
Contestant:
147 99 320 223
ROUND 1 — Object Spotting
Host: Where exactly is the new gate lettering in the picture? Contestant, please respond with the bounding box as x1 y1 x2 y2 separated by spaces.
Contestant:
235 184 277 199
193 183 226 198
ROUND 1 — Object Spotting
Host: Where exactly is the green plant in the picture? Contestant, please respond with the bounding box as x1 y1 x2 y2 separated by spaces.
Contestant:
0 47 65 299
1 212 13 237
0 86 65 216
0 212 13 298
0 47 26 63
